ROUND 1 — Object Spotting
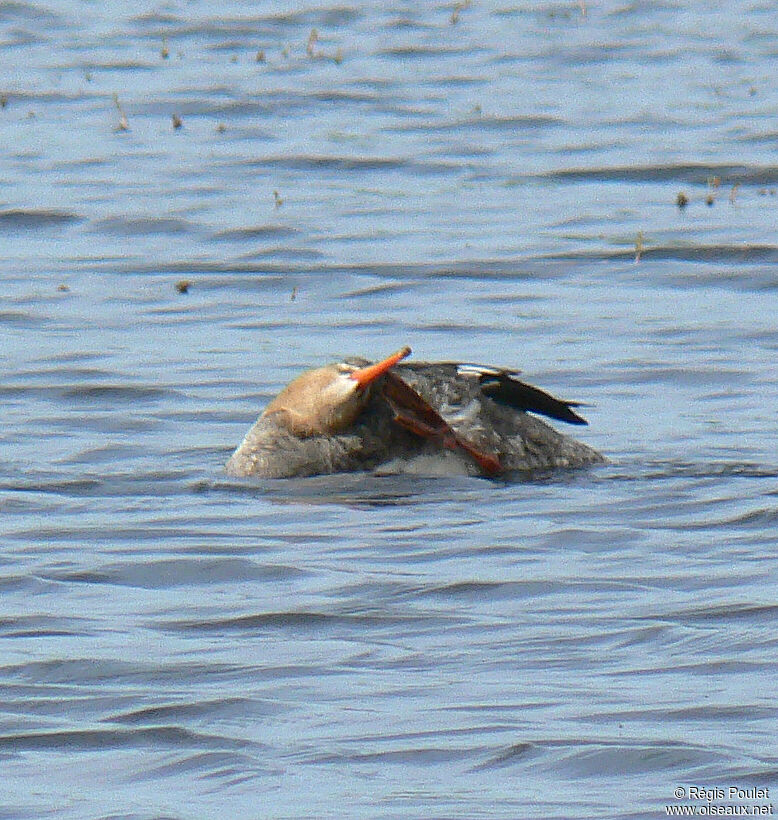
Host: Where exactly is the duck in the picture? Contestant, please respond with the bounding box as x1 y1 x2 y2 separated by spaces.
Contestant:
226 346 604 478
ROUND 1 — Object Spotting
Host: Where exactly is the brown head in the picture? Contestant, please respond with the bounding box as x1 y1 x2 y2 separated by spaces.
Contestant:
261 346 411 437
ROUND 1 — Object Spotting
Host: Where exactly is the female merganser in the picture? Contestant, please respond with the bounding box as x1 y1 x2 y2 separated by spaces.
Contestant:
226 346 604 478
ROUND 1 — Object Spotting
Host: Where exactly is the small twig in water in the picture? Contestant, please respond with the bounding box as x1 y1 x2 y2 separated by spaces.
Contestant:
306 29 318 57
113 93 129 131
451 1 471 24
635 231 644 263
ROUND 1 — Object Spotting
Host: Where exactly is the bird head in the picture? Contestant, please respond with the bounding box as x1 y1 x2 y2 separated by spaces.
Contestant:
261 346 411 437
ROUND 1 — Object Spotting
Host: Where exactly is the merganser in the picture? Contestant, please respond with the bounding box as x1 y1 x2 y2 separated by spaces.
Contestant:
226 346 604 478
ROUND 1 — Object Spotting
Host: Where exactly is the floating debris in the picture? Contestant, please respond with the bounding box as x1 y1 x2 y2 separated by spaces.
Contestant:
273 190 283 208
175 280 191 294
676 192 688 209
450 0 471 24
705 175 720 207
304 29 341 63
634 230 644 263
306 28 319 57
172 113 183 129
113 93 129 131
216 122 227 133
57 283 70 293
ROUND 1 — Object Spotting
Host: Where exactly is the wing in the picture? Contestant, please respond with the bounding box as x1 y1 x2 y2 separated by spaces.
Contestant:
457 365 589 426
381 372 502 475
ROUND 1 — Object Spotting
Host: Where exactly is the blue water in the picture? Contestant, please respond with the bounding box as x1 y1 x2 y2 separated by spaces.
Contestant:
1 2 777 818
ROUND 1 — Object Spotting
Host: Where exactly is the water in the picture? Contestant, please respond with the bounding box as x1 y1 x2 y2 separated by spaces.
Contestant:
2 1 777 818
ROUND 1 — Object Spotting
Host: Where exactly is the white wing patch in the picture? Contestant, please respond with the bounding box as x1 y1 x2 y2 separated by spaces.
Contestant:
456 363 521 378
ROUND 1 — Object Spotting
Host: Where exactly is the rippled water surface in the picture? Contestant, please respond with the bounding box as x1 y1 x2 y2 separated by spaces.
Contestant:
2 1 778 818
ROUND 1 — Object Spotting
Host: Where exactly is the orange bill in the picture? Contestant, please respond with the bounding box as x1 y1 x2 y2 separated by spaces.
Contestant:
349 346 412 388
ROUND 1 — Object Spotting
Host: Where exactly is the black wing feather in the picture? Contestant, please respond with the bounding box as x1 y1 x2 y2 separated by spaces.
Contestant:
478 372 589 425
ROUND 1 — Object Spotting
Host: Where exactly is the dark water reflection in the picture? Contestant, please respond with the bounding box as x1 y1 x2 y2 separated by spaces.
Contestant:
2 1 777 818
